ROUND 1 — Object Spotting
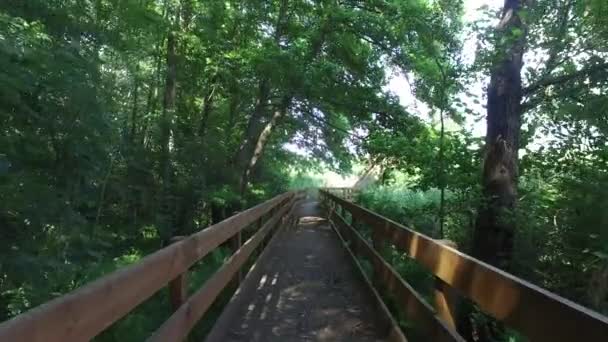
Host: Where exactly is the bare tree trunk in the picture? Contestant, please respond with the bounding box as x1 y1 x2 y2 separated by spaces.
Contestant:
588 263 608 312
458 0 526 341
95 156 115 226
129 69 140 143
157 10 179 242
438 107 446 238
473 0 526 270
226 88 240 137
198 82 217 138
233 76 271 169
236 1 335 196
239 97 291 194
232 0 289 172
433 58 448 239
142 33 165 148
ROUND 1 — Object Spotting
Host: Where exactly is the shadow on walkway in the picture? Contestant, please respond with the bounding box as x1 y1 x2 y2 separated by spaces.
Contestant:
205 196 386 342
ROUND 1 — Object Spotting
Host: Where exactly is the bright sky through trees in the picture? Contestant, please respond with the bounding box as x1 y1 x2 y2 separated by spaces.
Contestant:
285 0 500 158
386 0 500 138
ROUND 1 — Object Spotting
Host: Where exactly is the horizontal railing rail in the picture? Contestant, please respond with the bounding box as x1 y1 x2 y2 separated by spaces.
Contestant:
320 189 608 342
323 187 357 200
0 191 300 342
330 207 463 342
148 195 299 341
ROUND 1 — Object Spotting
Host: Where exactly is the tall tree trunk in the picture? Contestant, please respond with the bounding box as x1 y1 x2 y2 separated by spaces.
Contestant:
473 0 526 270
226 88 240 137
198 82 217 138
233 76 272 170
588 263 608 311
458 0 526 341
438 107 446 238
233 0 289 171
236 2 334 195
157 12 179 242
433 58 448 239
129 69 140 143
142 32 166 148
239 96 291 194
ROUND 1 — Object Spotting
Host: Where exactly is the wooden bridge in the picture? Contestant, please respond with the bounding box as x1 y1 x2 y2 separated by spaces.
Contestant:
1 189 607 341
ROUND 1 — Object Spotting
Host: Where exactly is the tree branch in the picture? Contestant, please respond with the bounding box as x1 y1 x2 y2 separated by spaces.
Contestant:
301 109 366 141
524 62 608 95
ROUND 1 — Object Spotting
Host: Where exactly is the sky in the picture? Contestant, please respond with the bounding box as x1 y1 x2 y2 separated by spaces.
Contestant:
385 0 501 138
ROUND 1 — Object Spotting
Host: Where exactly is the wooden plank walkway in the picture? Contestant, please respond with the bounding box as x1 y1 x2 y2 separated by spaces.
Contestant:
205 198 390 342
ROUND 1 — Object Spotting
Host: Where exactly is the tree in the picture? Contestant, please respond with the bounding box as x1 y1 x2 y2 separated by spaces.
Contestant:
456 1 527 340
472 0 526 270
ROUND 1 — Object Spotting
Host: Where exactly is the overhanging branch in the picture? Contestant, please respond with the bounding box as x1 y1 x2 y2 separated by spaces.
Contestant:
523 62 608 95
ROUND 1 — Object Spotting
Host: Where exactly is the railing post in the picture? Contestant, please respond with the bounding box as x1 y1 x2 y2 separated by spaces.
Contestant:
331 200 336 218
230 230 243 284
254 212 272 253
168 236 188 312
371 222 388 291
433 239 459 330
372 222 387 253
345 200 355 227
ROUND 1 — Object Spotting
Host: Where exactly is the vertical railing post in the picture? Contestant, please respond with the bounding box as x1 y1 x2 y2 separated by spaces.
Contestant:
433 239 459 329
371 222 387 253
292 195 299 229
330 199 336 218
230 229 243 284
168 236 188 312
371 222 388 291
259 209 270 253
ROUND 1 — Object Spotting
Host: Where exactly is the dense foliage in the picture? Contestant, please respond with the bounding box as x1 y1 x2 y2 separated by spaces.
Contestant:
1 0 607 340
0 0 460 338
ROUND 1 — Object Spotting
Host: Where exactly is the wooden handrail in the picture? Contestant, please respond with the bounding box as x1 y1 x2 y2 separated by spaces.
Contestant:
0 192 295 342
330 209 408 342
330 209 463 341
320 189 608 342
148 196 297 341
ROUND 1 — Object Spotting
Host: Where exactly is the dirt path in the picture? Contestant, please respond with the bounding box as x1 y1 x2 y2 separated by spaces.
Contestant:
205 197 386 342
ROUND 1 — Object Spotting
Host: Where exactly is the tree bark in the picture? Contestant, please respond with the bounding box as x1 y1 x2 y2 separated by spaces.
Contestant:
129 70 140 143
588 263 608 311
433 58 448 239
142 40 164 148
459 0 527 340
226 88 240 137
239 96 291 194
232 0 289 171
233 79 271 169
157 10 179 242
198 82 217 138
438 107 446 238
235 1 336 196
473 0 525 270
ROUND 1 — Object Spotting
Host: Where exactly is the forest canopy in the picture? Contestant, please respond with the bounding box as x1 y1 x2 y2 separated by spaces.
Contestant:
1 0 607 340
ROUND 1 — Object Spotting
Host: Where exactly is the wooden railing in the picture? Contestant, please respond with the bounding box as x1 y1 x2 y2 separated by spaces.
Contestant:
323 187 357 201
320 189 608 342
0 191 301 342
